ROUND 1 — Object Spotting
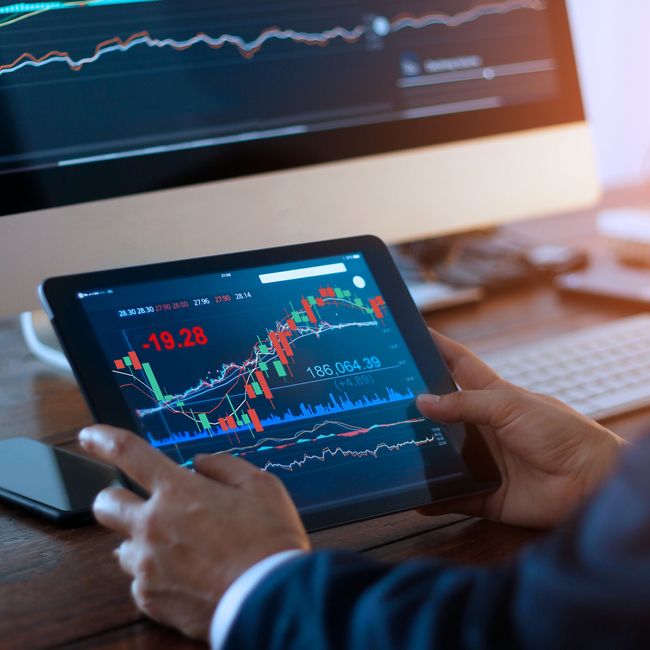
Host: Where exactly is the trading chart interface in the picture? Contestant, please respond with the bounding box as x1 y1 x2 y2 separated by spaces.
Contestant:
0 0 557 175
79 254 467 514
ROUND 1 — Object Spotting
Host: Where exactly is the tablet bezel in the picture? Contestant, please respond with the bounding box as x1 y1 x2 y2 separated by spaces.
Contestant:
40 235 501 531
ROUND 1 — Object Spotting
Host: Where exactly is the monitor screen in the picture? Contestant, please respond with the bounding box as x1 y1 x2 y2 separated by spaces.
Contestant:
0 0 582 216
76 252 468 515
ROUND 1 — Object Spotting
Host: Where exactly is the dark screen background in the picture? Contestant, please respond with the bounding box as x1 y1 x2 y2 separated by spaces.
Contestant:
79 253 466 514
0 0 580 215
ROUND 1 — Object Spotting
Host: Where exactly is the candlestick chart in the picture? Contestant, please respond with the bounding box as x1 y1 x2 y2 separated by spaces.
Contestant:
82 254 463 512
110 284 446 469
112 286 396 442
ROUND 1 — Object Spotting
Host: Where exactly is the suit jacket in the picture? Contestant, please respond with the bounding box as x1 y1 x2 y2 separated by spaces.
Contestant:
225 437 650 649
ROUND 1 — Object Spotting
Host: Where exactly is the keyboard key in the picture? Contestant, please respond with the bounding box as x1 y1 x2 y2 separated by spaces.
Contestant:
481 314 650 420
590 384 650 414
569 401 598 415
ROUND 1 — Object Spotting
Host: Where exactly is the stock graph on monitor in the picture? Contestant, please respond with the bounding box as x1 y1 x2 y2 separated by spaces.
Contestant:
0 0 558 182
78 253 466 514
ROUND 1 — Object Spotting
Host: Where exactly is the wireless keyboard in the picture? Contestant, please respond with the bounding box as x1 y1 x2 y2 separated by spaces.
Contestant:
481 314 650 421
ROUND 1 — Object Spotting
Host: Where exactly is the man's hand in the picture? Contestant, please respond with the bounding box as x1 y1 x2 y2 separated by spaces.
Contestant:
79 426 309 641
417 331 627 529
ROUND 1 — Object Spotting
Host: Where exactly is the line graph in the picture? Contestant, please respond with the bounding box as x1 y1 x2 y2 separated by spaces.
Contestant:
134 321 379 418
82 249 463 508
149 387 415 449
114 285 389 448
391 0 546 32
0 0 158 29
0 0 546 78
263 434 440 472
177 416 444 468
103 268 449 478
186 417 428 457
104 272 446 476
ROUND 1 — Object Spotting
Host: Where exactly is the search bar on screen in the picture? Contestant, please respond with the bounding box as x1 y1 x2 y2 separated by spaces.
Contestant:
259 262 347 285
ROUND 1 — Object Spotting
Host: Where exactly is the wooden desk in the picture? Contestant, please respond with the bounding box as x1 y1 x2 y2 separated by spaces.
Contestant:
2 208 650 650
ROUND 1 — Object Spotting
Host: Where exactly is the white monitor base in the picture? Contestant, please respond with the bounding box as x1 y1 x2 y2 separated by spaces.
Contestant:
20 310 71 373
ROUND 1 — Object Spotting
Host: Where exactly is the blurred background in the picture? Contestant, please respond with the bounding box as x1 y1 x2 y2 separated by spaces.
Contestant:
569 0 650 189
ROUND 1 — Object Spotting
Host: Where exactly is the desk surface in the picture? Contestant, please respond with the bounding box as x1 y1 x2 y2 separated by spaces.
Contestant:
2 206 650 650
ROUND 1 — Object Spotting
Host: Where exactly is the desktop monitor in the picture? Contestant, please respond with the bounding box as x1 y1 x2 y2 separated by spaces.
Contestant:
0 0 598 321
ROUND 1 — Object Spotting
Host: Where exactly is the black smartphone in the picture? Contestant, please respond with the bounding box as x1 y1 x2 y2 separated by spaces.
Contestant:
0 436 122 525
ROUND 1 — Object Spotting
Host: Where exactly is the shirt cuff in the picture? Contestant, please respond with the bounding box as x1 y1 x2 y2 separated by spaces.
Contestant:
210 550 306 649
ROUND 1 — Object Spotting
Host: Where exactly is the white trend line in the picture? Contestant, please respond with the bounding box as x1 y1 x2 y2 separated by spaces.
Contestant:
0 26 366 77
264 434 438 472
0 0 547 77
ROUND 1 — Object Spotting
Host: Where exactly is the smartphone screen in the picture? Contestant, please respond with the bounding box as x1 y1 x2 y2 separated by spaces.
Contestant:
0 437 119 513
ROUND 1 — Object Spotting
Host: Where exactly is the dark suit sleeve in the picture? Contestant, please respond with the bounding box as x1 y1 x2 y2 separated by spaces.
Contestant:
224 438 650 650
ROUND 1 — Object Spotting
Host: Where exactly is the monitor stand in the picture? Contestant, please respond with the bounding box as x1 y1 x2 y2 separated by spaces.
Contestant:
20 310 71 373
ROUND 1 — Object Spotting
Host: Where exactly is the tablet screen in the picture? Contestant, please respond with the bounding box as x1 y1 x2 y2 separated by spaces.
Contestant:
77 253 467 514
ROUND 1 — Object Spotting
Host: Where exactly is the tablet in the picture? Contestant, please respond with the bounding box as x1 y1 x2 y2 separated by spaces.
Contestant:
41 236 500 531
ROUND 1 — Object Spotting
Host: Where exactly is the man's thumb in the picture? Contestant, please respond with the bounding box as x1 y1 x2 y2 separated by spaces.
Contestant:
416 390 517 426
